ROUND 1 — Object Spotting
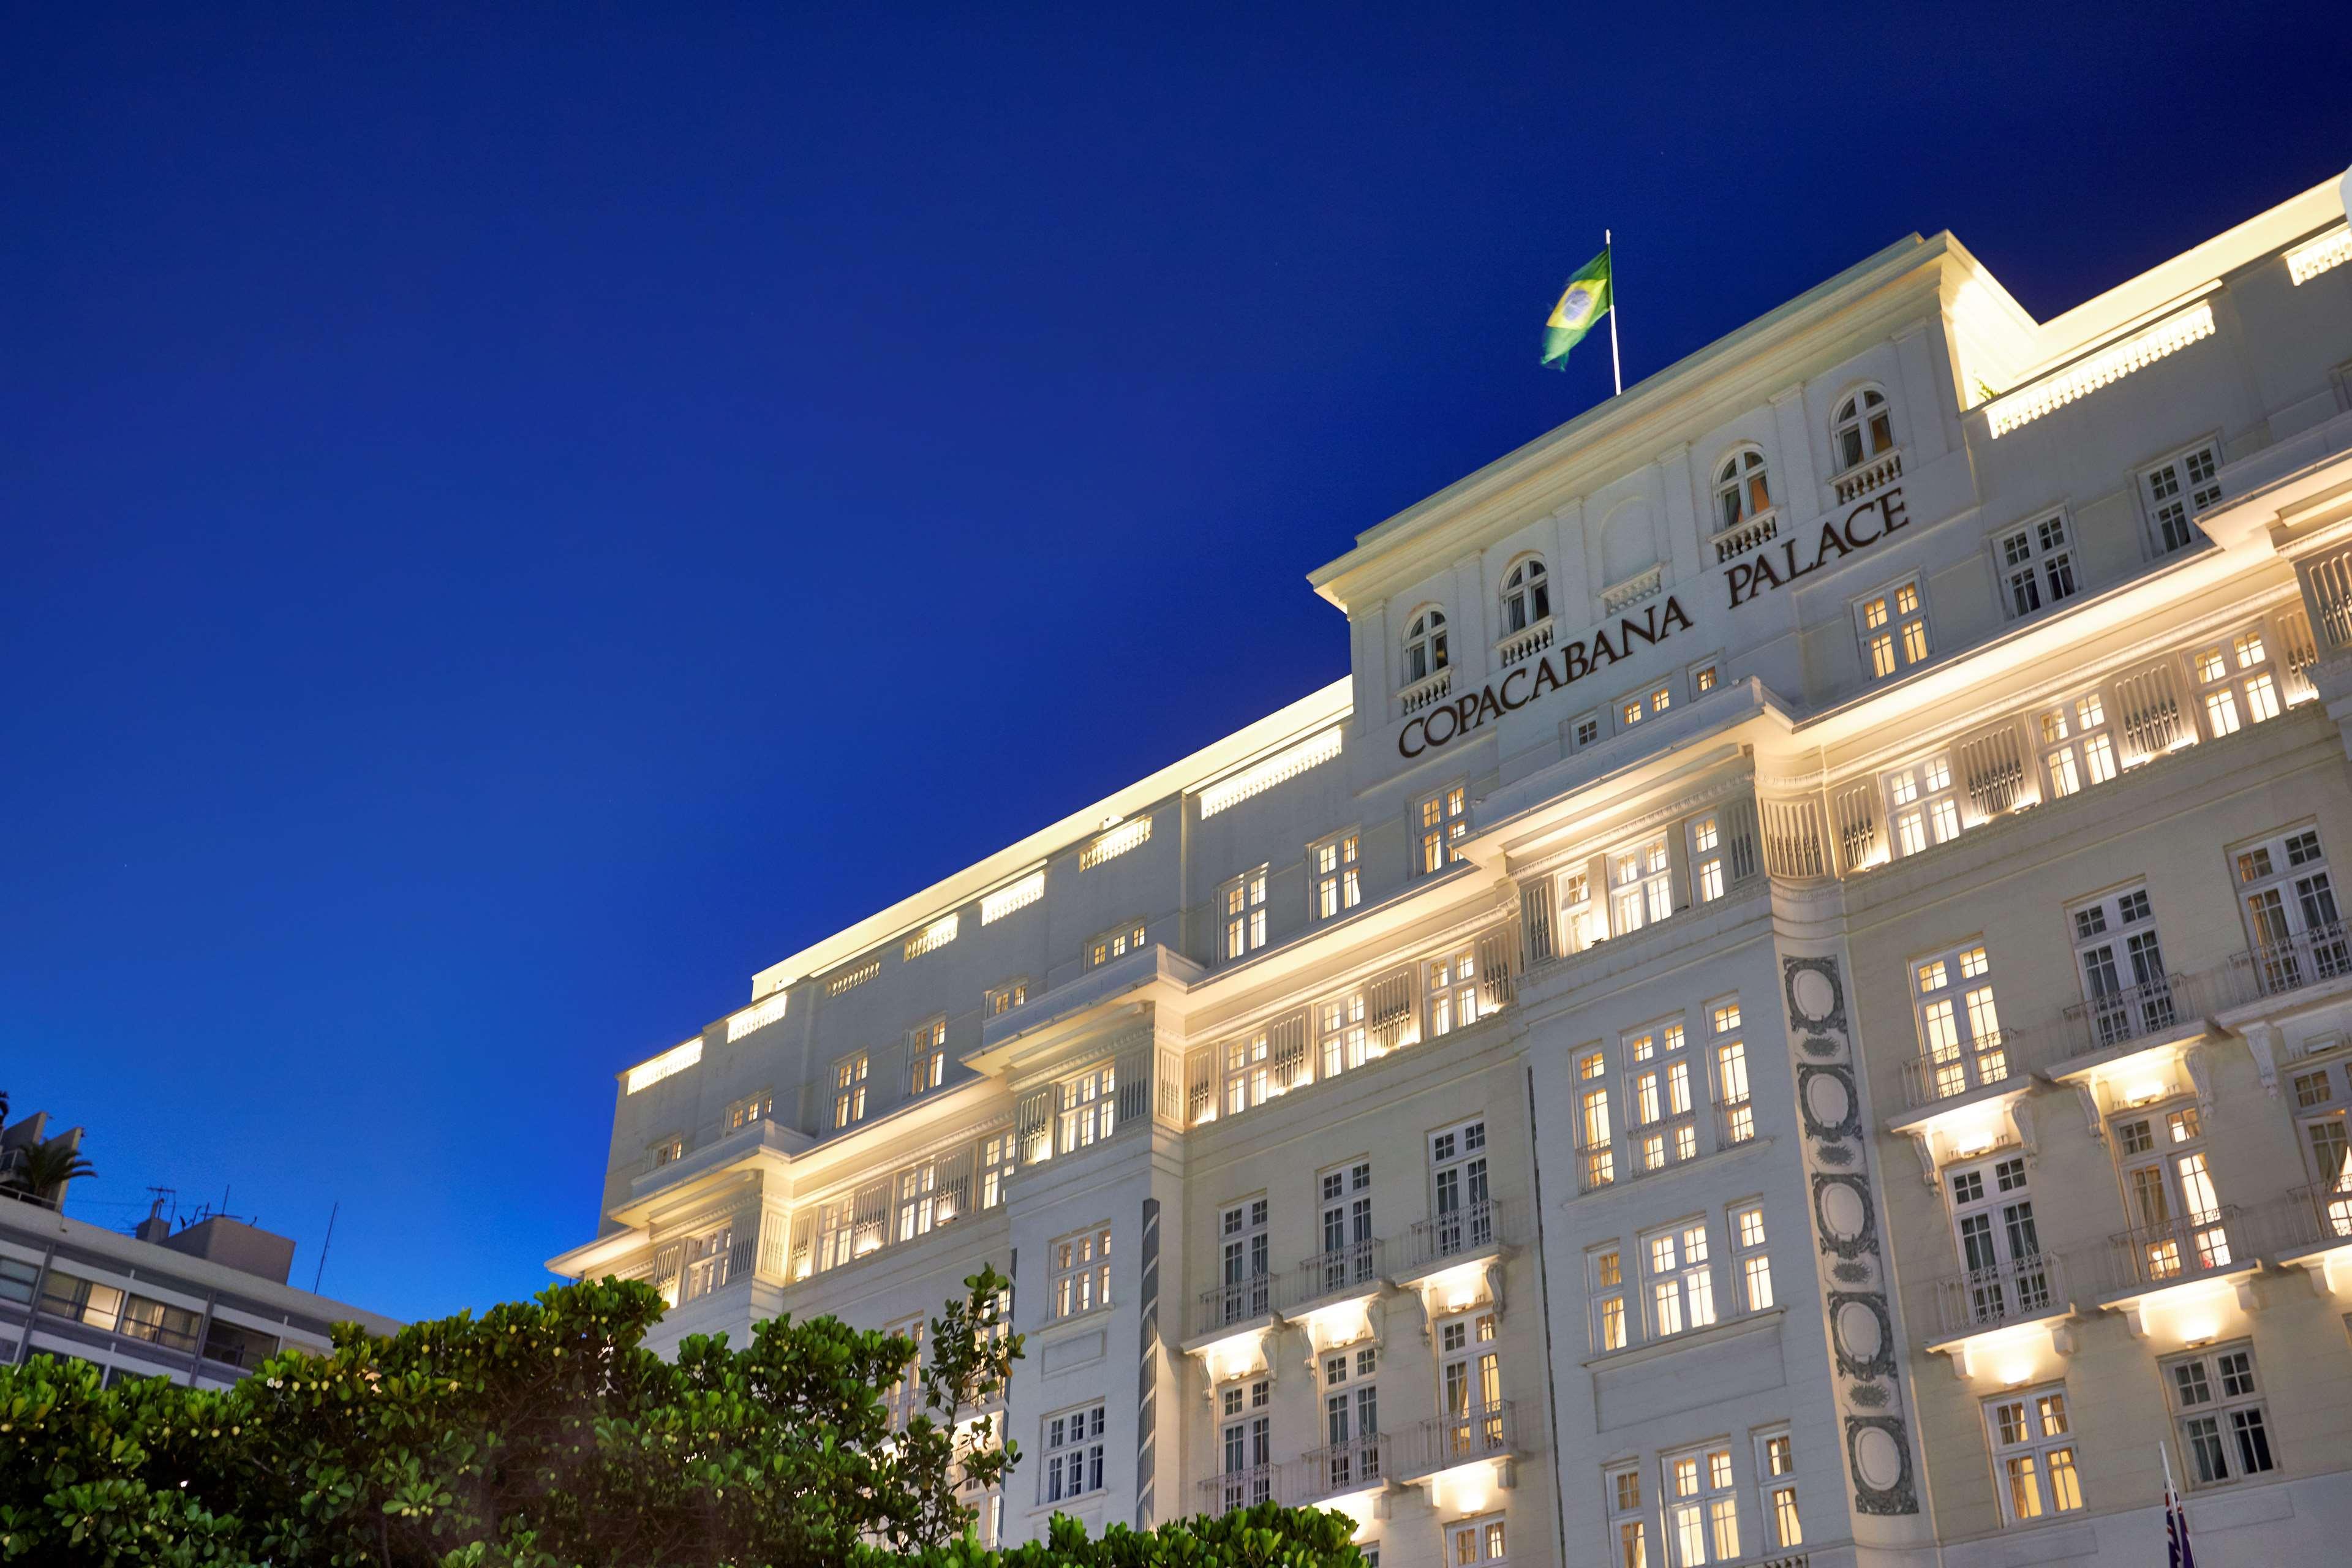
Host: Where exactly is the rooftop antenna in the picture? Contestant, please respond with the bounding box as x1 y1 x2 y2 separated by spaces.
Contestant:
313 1200 340 1294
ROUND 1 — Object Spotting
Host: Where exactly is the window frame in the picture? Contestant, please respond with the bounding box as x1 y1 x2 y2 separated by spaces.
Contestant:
1660 1442 1740 1566
2138 437 2223 559
1403 605 1451 687
831 1053 870 1130
1416 784 1470 875
1040 1400 1108 1502
1831 384 1898 475
2163 1342 2276 1488
1995 509 2079 620
2038 691 2119 801
1086 919 1149 968
1500 554 1552 635
1755 1428 1801 1550
1640 1215 1717 1339
1221 863 1270 963
1048 1225 1112 1322
1311 830 1364 922
1711 445 1773 531
907 1017 947 1097
1984 1384 2085 1524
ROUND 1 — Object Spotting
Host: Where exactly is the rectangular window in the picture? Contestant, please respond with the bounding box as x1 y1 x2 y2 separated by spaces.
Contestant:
2141 440 2222 557
1643 1219 1716 1338
2166 1344 2275 1487
1428 1118 1493 1257
1059 1062 1117 1152
1913 941 2006 1098
1419 786 1470 874
1858 579 1931 680
1042 1402 1108 1501
1313 833 1363 921
1885 754 1962 857
1607 1466 1649 1568
980 1133 1016 1209
1664 1446 1738 1565
1557 867 1604 954
1426 945 1482 1038
1217 1376 1275 1507
1986 1385 2084 1522
1569 711 1602 751
2113 1102 2230 1280
1610 834 1673 935
2070 885 2176 1048
1625 1019 1695 1173
1448 1515 1507 1566
1087 920 1149 968
1947 1154 2051 1326
1315 1162 1375 1293
1712 999 1752 1146
2194 629 2284 739
1050 1227 1111 1321
2233 823 2346 996
986 979 1030 1017
1317 990 1372 1079
725 1090 775 1132
1731 1203 1772 1311
1689 813 1727 903
1691 661 1720 697
1223 865 1270 961
1589 1243 1627 1352
1319 1346 1381 1493
1999 512 2078 619
1216 1197 1273 1324
1757 1430 1800 1548
2040 690 2119 799
1437 1310 1504 1458
832 1054 869 1129
883 1313 925 1429
1577 1047 1616 1189
908 1018 946 1096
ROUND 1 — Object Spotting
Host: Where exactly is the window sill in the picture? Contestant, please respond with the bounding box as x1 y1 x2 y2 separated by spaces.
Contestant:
1581 1306 1785 1371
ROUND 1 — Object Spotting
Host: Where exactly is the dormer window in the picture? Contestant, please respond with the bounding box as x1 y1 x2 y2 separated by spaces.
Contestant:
1404 608 1450 684
1833 388 1896 472
1714 448 1771 529
1501 559 1550 634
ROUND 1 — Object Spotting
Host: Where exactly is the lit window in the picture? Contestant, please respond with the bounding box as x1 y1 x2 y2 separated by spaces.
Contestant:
1759 1430 1801 1548
832 1054 869 1129
1317 990 1370 1079
2195 627 2285 737
1885 755 1961 856
1501 557 1551 633
725 1090 775 1131
908 1018 946 1096
1857 580 1931 680
1690 815 1725 903
2141 442 2222 557
1419 785 1470 873
1313 833 1362 920
1713 1000 1753 1145
1577 1049 1615 1190
1060 1063 1117 1152
649 1135 684 1167
1664 1444 1739 1564
1731 1203 1771 1310
2041 692 2117 797
1643 1221 1716 1337
1912 941 2005 1099
1607 1467 1649 1568
1404 608 1450 685
1999 512 2078 618
1833 388 1896 472
1986 1385 2084 1521
1223 865 1270 961
1589 1243 1626 1351
1049 1227 1112 1321
1692 663 1719 695
1609 834 1672 933
1426 947 1480 1038
986 979 1030 1017
1448 1515 1507 1566
980 1133 1016 1209
1088 920 1149 967
1714 447 1772 529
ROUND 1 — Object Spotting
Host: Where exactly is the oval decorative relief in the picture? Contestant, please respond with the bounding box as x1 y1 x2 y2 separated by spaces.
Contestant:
1836 1299 1884 1363
1820 1182 1868 1239
1805 1070 1851 1127
1791 967 1837 1022
1854 1425 1905 1491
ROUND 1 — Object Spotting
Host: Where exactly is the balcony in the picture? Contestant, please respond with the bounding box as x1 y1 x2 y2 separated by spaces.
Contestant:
1899 1036 2025 1112
1399 668 1453 716
2055 971 2212 1064
1494 617 1555 671
2266 1182 2352 1294
1929 1252 2072 1341
1198 1466 1276 1513
1395 1400 1519 1482
2220 923 2352 1011
1189 1274 1283 1343
1399 1198 1514 1281
1294 1240 1386 1314
1831 447 1904 505
1292 1436 1387 1507
2099 1206 2257 1299
1708 507 1780 565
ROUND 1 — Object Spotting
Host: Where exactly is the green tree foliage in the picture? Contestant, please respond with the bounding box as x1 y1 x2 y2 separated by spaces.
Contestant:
0 1267 1361 1568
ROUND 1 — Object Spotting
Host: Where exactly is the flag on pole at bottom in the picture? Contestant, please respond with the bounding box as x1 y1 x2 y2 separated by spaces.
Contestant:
2165 1482 2197 1568
1540 248 1612 371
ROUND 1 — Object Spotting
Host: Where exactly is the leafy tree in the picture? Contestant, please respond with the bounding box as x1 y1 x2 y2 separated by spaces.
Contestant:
0 1268 1362 1568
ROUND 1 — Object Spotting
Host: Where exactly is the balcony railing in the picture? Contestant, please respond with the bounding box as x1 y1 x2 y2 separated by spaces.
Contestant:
1708 507 1781 564
1199 1466 1276 1512
2223 923 2352 1008
1715 1096 1758 1147
1931 1251 2068 1338
1295 1239 1385 1307
2058 971 2209 1059
1406 1197 1512 1272
2280 1181 2352 1250
2101 1206 2253 1294
1192 1273 1282 1338
1575 1143 1616 1195
1832 447 1904 505
1901 1035 2023 1110
1495 617 1555 671
1399 668 1453 715
1398 1400 1518 1479
1293 1437 1385 1503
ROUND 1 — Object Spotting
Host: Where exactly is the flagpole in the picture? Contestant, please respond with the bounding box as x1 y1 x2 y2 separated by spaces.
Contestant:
1605 229 1623 396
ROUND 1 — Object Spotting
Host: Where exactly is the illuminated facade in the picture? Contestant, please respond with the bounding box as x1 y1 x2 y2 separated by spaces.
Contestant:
553 175 2352 1565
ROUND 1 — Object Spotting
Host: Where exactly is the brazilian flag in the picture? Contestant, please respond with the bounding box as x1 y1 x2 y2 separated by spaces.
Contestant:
1540 249 1611 371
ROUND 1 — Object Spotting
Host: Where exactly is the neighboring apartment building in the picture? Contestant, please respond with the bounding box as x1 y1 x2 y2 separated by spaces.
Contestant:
552 174 2352 1565
1 1110 401 1384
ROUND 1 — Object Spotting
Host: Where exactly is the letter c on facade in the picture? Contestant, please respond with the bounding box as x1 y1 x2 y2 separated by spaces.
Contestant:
1398 715 1428 758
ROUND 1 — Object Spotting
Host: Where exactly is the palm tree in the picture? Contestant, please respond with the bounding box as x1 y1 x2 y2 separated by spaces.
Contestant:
2 1141 95 1207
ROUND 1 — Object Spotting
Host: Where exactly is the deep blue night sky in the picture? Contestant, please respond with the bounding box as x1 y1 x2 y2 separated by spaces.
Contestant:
5 4 2346 1324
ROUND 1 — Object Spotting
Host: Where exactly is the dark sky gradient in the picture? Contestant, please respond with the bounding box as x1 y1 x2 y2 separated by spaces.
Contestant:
6 4 2346 1323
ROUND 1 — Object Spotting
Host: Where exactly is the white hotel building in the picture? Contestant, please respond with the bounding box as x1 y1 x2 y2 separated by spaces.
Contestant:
552 174 2352 1567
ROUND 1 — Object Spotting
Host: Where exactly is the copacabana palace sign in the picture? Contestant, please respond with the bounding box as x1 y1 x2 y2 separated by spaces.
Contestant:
1399 488 1909 756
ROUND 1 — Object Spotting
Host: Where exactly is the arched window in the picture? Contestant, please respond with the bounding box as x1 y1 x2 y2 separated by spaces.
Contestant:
1404 608 1449 684
1713 449 1771 529
1501 559 1550 635
1832 388 1896 472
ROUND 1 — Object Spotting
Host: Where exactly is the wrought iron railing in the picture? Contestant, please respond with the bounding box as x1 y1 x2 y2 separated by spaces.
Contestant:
2102 1205 2252 1292
1199 1465 1276 1512
1406 1197 1512 1271
2059 970 2207 1057
2223 923 2352 1007
1293 1437 1385 1503
1191 1273 1281 1338
1295 1239 1384 1306
1397 1400 1517 1478
1901 1032 2023 1109
1931 1251 2067 1336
